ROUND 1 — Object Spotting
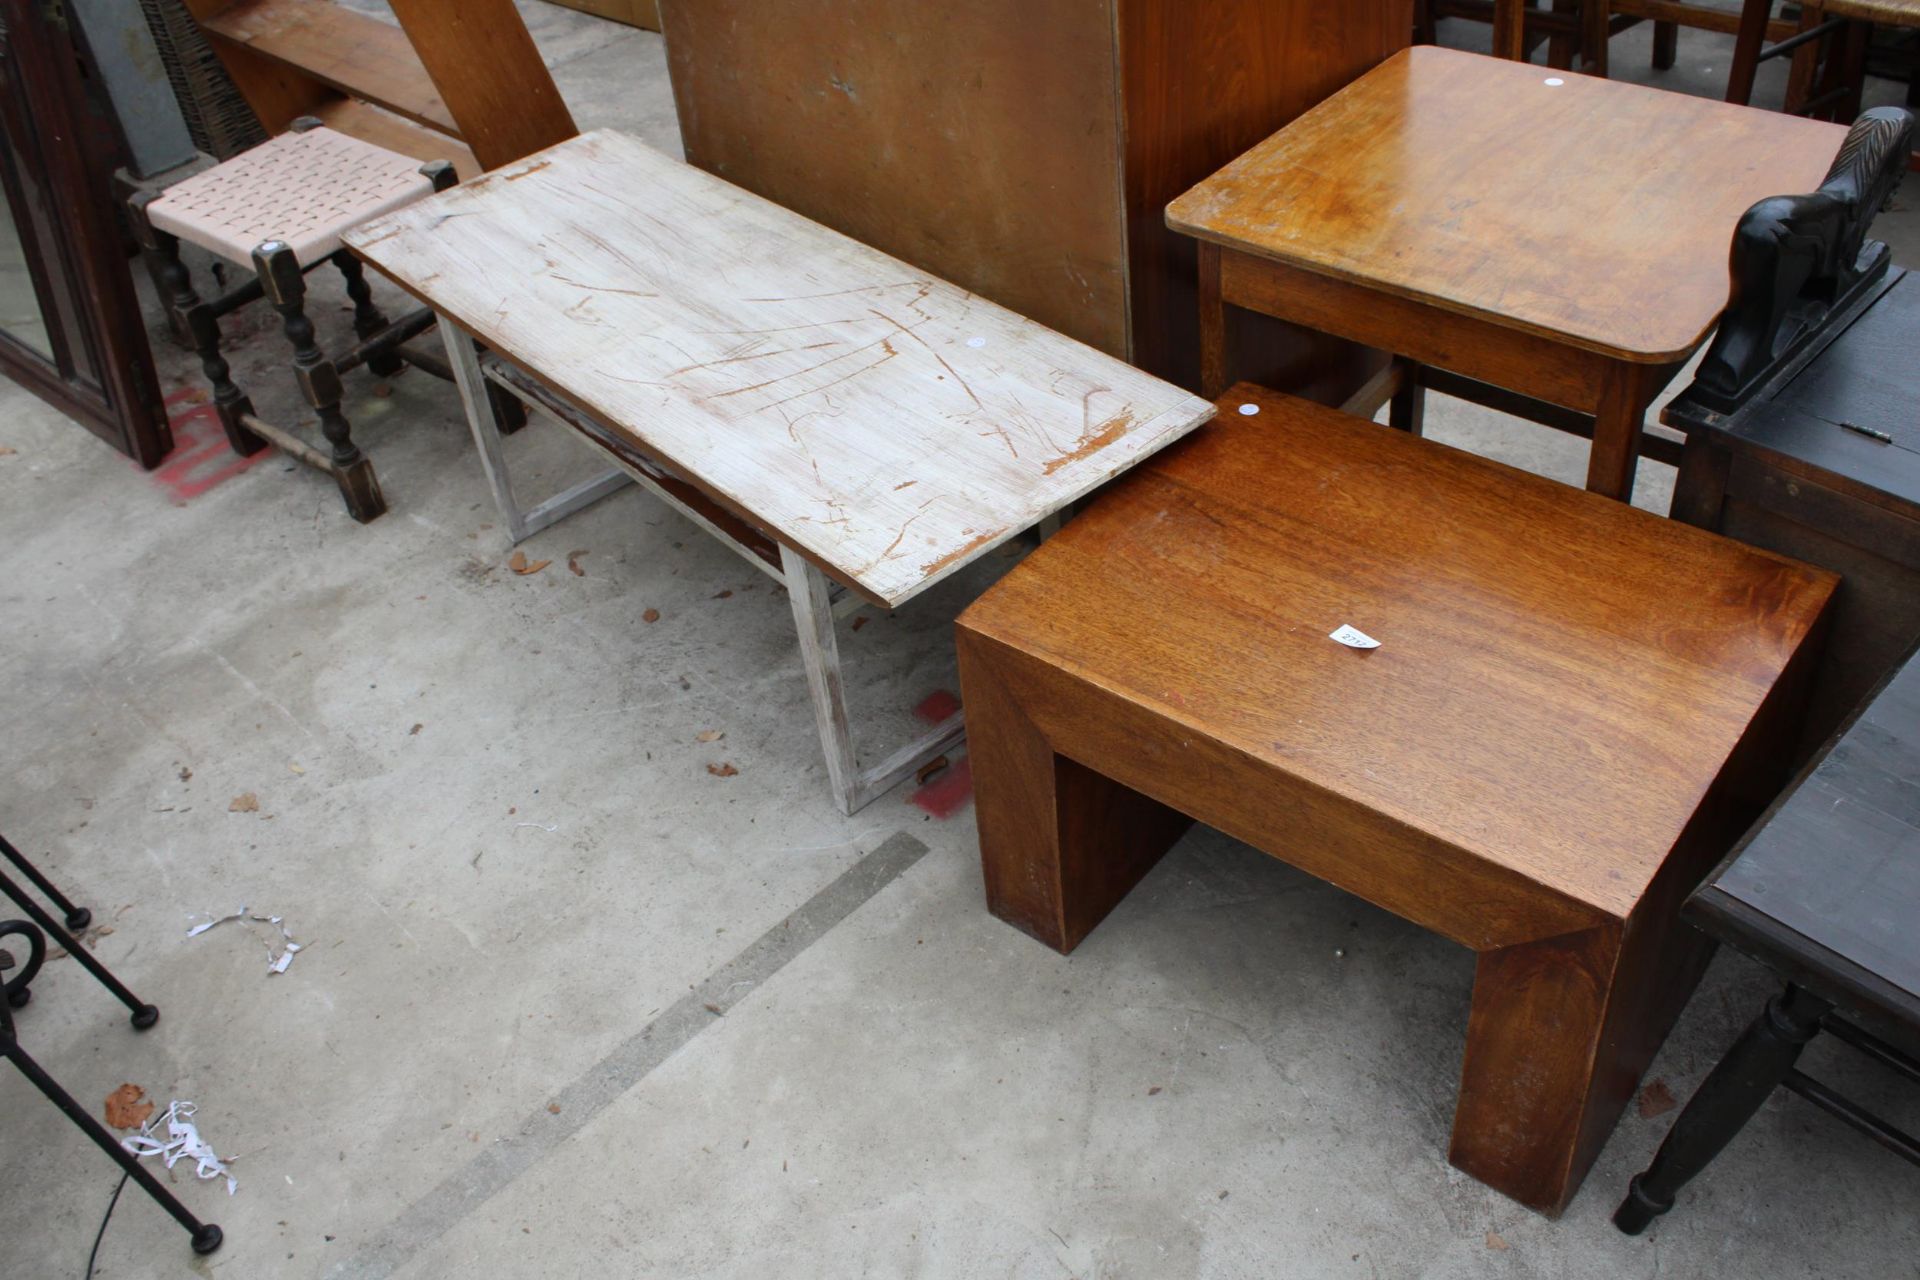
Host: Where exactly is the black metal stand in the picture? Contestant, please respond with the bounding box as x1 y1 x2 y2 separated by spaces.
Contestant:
0 842 221 1255
1 831 90 930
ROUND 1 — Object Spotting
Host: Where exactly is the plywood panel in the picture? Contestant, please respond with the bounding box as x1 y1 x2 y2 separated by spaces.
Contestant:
1119 0 1412 388
661 0 1132 358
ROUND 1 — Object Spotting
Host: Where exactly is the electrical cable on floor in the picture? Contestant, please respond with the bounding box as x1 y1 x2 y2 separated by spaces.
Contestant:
83 1170 130 1280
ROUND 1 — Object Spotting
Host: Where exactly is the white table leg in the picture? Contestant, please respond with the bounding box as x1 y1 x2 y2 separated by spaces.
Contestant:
781 545 966 815
782 545 861 812
442 316 631 544
440 315 529 542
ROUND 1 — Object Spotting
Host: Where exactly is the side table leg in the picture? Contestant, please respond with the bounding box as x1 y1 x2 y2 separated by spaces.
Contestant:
1388 358 1426 436
1197 241 1230 400
1614 983 1829 1234
1585 362 1662 502
1492 0 1527 61
957 630 1193 953
441 316 530 542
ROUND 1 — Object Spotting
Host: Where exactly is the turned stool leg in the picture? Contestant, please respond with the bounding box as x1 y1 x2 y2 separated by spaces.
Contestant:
127 191 264 456
333 249 404 377
1614 983 1829 1234
254 240 385 523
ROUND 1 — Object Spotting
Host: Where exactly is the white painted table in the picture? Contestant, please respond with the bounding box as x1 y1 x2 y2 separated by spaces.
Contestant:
345 130 1214 812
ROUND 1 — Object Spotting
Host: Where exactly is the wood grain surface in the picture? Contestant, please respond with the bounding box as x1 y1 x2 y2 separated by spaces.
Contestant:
200 0 457 134
345 131 1214 607
957 382 1834 1211
661 0 1408 397
963 383 1833 923
1167 46 1846 362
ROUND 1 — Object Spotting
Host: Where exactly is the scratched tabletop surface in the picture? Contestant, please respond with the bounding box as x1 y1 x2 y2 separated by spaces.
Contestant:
345 130 1214 607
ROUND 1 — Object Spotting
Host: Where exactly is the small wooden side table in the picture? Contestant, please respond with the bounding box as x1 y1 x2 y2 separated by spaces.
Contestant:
957 384 1835 1213
1615 644 1920 1233
1167 46 1846 501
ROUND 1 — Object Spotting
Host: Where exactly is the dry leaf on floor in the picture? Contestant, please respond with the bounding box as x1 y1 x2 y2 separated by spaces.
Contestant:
566 550 589 576
703 1003 722 1015
229 793 259 813
104 1084 154 1131
642 608 660 623
851 616 869 632
1638 1078 1678 1119
508 550 551 576
712 589 733 599
0 446 15 457
707 762 739 778
409 724 423 736
288 762 305 775
1485 1232 1510 1251
695 730 723 743
1146 1086 1162 1097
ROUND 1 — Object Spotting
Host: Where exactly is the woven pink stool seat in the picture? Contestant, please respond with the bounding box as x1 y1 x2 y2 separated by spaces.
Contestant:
146 127 434 268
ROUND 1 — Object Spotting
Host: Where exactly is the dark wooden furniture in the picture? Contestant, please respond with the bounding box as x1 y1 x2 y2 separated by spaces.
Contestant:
1667 106 1917 749
956 383 1835 1214
1166 46 1848 501
1420 0 1595 71
660 0 1411 402
1615 647 1920 1233
1731 0 1920 150
0 0 170 465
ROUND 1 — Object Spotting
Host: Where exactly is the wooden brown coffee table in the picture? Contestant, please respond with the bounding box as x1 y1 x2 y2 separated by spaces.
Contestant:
956 384 1836 1213
1166 46 1846 501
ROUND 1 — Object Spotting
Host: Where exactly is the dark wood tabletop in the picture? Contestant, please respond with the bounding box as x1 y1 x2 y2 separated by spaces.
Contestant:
1693 643 1920 1030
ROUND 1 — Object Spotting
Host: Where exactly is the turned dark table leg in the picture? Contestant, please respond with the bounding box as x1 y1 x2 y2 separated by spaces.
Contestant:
1615 982 1830 1234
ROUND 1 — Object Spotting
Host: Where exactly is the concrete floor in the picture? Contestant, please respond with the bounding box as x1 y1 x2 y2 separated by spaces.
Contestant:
3 5 1918 1277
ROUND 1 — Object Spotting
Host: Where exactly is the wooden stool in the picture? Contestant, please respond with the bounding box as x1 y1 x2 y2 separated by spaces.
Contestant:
957 384 1835 1212
1168 46 1847 501
127 123 478 521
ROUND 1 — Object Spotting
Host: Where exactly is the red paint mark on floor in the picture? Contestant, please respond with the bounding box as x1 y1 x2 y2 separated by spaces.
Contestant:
147 387 268 501
908 754 973 819
914 689 961 724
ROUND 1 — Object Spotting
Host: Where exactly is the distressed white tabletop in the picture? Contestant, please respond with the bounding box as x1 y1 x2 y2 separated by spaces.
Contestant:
345 130 1213 607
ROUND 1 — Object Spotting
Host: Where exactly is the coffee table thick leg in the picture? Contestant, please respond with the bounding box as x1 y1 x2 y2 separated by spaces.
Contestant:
1449 917 1702 1216
959 633 1192 953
